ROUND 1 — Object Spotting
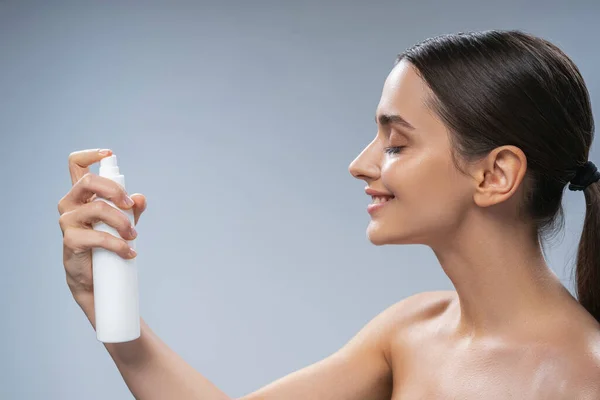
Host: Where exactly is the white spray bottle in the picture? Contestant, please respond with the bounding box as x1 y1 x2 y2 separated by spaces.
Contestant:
92 155 140 343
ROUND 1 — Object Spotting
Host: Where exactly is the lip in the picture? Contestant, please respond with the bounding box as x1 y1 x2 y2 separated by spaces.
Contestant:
365 187 394 197
367 198 393 215
365 187 395 215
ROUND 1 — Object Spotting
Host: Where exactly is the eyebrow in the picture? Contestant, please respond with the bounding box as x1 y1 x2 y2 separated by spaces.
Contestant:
375 113 415 130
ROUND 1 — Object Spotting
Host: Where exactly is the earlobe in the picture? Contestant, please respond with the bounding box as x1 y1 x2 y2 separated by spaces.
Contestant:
472 146 527 208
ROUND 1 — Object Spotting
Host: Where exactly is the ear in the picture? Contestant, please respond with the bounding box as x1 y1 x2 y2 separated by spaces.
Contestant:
472 145 527 208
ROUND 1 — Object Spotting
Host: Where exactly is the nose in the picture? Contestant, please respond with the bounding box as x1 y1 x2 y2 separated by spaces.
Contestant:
348 138 380 182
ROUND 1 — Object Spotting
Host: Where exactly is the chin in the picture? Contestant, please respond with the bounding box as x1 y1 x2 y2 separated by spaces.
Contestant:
367 224 408 246
366 219 427 246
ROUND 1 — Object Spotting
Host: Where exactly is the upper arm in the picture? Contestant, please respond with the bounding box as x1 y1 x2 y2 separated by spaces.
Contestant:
237 301 404 400
238 291 451 400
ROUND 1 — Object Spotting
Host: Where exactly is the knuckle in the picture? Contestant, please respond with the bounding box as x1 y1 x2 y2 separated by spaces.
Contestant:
111 185 126 200
81 172 94 186
57 193 71 215
97 179 122 201
57 199 65 215
92 199 108 213
63 229 76 249
98 233 111 249
121 240 131 254
58 213 69 230
121 214 132 230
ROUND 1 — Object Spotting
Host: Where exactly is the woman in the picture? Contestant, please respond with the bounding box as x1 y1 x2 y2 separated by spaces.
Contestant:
58 30 600 399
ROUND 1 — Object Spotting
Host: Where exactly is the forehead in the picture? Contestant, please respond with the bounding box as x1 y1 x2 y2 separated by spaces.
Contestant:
377 60 432 117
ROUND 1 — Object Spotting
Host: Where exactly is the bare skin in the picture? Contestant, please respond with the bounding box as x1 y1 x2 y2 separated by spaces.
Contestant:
59 59 600 399
347 60 600 398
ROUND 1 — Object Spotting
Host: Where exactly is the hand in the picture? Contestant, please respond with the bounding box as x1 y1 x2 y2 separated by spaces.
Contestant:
58 149 147 308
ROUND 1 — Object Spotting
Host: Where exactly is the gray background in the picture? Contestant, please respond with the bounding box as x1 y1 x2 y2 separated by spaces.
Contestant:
1 0 599 398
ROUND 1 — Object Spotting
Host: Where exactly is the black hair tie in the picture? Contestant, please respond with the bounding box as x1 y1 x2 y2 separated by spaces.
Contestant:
568 161 600 191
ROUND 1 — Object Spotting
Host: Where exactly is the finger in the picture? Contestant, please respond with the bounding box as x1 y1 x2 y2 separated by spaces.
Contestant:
59 173 134 214
130 193 147 225
68 148 113 186
59 200 137 240
63 227 137 259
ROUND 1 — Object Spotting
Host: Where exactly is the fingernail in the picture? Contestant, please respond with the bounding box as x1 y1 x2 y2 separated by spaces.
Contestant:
129 247 137 257
124 196 134 206
98 149 111 155
130 226 137 238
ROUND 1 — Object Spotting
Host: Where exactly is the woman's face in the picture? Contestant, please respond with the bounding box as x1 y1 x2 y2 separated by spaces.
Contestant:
349 60 475 246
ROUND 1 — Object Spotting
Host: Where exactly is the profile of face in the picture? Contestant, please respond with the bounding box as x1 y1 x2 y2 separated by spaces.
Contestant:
349 60 476 247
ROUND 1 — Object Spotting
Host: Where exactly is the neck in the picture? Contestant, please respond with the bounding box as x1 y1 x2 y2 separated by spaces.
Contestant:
430 212 572 338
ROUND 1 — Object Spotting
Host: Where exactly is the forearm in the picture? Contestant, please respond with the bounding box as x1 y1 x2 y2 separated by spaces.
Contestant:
78 295 232 400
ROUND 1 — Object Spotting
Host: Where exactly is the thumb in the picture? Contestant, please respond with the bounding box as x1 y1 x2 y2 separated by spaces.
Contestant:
130 193 147 225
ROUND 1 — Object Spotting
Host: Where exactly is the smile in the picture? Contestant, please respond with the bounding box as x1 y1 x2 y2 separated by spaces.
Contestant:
367 195 395 214
371 196 393 204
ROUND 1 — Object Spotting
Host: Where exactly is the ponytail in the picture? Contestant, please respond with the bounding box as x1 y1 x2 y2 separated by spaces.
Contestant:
575 181 600 323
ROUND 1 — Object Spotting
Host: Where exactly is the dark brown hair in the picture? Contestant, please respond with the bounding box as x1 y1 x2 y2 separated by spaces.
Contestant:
395 30 599 322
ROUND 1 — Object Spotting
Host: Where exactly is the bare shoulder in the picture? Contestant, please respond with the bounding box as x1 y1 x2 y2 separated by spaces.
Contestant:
380 290 456 325
237 291 457 400
355 290 455 337
539 330 600 399
371 291 457 347
567 349 600 400
511 310 600 399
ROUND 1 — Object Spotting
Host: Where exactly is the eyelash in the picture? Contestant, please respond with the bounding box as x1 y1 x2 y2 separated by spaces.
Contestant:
384 146 405 155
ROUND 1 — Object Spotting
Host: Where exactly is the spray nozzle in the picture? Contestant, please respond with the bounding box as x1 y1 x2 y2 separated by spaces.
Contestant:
99 155 121 177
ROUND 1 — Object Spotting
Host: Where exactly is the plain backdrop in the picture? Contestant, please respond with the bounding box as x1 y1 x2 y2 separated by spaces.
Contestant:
1 0 599 398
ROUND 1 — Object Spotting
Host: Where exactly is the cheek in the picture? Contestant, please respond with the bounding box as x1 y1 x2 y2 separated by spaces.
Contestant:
381 154 468 210
380 155 440 195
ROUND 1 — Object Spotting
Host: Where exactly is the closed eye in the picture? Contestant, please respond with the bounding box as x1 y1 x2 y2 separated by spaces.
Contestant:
384 146 405 155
